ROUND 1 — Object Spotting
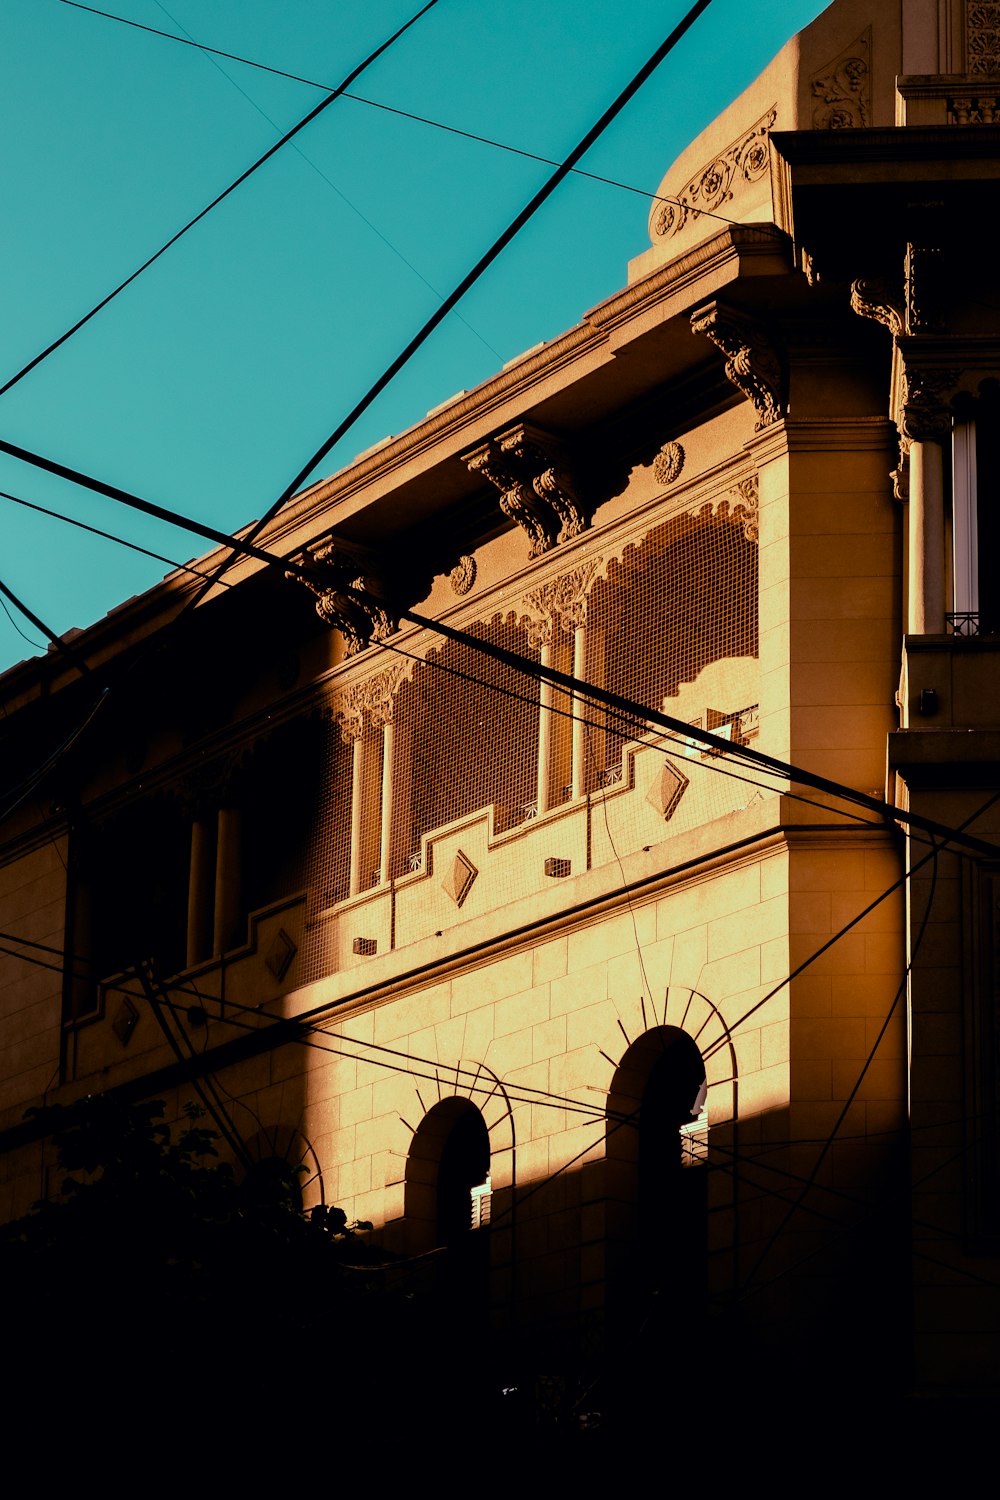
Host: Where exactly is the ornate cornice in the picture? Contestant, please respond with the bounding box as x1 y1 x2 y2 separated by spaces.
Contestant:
690 301 787 429
463 422 588 558
288 540 395 655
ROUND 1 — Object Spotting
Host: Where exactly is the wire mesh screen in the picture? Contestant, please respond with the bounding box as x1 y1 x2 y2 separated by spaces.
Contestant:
587 509 758 786
396 618 540 868
305 715 352 912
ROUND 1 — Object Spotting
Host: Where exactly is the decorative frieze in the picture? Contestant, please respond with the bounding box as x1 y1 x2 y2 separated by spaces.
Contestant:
810 29 871 128
690 302 787 429
289 539 395 655
652 107 775 241
463 423 587 558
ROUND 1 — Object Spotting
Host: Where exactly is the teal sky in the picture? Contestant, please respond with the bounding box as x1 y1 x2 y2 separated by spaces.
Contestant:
1 0 825 671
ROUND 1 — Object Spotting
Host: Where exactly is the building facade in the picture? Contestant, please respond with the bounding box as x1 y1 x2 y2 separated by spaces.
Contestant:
2 0 1000 1410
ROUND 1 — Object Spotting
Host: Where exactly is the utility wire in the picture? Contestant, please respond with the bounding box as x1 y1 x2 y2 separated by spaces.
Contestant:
55 0 775 240
0 437 991 861
0 487 234 590
147 0 501 362
244 0 719 532
0 1 442 400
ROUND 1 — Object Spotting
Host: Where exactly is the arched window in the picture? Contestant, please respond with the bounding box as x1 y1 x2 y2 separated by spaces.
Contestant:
606 1027 708 1327
404 1098 492 1318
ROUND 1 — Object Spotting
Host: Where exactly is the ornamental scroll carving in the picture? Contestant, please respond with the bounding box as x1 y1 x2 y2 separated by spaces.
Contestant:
449 556 477 595
515 558 603 648
653 107 775 241
332 663 405 746
730 474 759 542
690 302 787 429
850 277 904 337
968 4 1000 72
810 29 871 128
463 423 588 558
288 540 395 655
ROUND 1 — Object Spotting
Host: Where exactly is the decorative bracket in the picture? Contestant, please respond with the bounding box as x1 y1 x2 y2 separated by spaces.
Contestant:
462 422 587 557
849 276 904 337
288 538 395 655
690 302 787 429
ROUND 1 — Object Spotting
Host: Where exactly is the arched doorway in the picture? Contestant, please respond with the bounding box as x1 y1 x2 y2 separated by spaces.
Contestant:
405 1098 493 1318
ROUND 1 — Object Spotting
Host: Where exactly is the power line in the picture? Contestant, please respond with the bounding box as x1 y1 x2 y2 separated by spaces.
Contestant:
146 0 501 363
55 0 773 240
245 0 720 532
0 1 442 400
1 428 996 860
0 487 235 590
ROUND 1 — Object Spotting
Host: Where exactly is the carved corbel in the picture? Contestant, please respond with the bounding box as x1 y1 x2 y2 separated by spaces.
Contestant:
463 423 588 557
891 436 910 501
288 539 395 655
690 302 787 429
849 277 904 336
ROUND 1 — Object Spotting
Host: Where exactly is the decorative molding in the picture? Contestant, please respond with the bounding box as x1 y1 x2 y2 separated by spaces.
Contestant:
516 557 604 646
850 277 904 337
449 555 477 595
653 107 775 241
289 540 395 655
968 5 1000 73
948 91 999 121
730 474 759 542
810 28 872 128
891 436 911 501
332 663 405 744
690 301 787 429
463 423 588 558
651 441 685 486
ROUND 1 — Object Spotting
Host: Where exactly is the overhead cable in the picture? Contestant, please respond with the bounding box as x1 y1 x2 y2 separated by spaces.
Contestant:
0 1 441 400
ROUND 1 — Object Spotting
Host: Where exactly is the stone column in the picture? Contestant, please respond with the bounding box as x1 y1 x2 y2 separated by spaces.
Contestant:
348 734 365 898
536 633 554 817
571 621 588 799
213 805 242 957
379 718 394 885
902 401 950 635
186 815 214 968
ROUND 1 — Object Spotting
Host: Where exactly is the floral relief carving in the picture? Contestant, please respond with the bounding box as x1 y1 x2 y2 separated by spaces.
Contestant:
449 556 477 595
653 107 776 241
810 29 871 129
968 4 1000 72
332 663 405 745
516 557 603 646
730 475 759 542
652 441 685 486
900 367 962 443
